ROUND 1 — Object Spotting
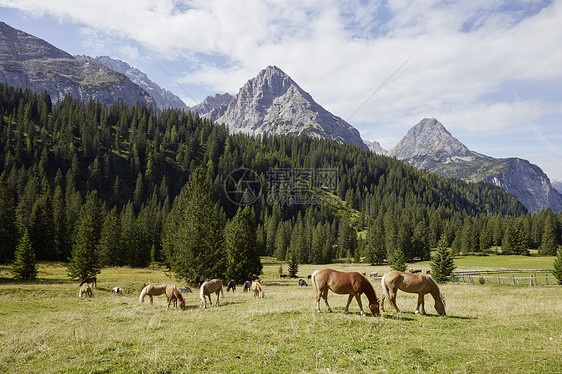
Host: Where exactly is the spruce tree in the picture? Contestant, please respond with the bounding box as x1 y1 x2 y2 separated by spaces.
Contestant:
11 230 37 280
539 212 559 256
162 167 226 284
553 247 562 285
287 248 299 278
430 236 456 282
0 175 18 264
389 248 407 272
67 192 103 280
225 206 262 282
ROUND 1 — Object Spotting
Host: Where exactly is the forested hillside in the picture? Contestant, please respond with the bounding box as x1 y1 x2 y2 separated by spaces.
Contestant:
0 84 559 282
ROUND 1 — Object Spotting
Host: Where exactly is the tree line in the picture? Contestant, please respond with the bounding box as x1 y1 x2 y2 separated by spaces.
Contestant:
0 84 560 282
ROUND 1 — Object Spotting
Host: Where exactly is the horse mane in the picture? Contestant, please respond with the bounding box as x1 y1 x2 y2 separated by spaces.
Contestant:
422 274 445 306
139 285 150 303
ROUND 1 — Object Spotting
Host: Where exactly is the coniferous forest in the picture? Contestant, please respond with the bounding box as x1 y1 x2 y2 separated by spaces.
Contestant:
0 84 561 283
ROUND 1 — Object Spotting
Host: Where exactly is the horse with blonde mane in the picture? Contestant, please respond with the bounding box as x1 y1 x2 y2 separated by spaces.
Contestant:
251 280 264 298
312 269 379 316
79 282 93 298
165 285 185 310
380 270 446 316
199 279 224 308
139 284 168 304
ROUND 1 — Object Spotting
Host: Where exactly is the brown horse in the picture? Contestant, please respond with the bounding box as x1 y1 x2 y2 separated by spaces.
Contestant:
80 275 97 288
200 279 224 308
380 270 446 316
312 269 379 316
165 285 185 310
79 282 93 298
251 280 264 298
139 284 168 304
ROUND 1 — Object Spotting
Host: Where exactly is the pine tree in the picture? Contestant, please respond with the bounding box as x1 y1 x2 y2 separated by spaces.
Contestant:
225 206 262 282
553 247 562 285
539 211 559 256
0 175 18 264
389 248 407 272
430 236 456 282
67 192 103 280
287 248 299 278
11 230 37 280
162 168 226 284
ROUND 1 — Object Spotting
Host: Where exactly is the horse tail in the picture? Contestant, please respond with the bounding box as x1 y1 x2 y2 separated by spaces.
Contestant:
139 285 149 303
311 270 320 291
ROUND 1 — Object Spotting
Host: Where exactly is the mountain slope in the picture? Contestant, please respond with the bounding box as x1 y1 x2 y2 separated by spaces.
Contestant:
196 65 366 149
390 118 562 213
77 55 187 110
0 22 151 107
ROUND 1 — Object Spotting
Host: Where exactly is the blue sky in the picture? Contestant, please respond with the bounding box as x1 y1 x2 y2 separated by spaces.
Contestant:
1 0 561 184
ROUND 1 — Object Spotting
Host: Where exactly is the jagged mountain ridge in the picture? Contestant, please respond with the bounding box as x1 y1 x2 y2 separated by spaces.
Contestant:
363 139 387 155
0 22 151 108
76 55 187 110
189 92 233 120
194 66 366 149
390 118 562 213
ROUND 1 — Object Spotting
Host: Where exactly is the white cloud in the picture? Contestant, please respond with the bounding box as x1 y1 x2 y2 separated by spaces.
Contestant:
2 0 561 166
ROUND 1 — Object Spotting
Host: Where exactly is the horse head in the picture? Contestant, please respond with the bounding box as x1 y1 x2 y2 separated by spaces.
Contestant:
369 301 380 317
435 297 446 316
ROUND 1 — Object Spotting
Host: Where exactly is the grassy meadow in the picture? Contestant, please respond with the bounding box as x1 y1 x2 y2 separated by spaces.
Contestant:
0 258 560 373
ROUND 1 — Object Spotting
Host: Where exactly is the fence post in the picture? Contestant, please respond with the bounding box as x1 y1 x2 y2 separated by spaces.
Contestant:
546 276 548 285
533 272 536 286
512 275 516 285
497 275 500 284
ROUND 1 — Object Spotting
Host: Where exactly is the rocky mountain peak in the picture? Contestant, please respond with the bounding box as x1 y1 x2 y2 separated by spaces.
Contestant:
0 21 73 61
213 65 366 148
76 55 187 110
390 118 472 169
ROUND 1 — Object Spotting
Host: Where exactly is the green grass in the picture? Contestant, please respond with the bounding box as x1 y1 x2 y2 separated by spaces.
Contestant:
0 258 560 373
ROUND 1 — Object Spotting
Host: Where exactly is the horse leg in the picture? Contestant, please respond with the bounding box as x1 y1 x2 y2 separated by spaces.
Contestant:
344 294 354 314
388 291 401 313
322 289 332 313
416 294 426 315
149 295 153 305
354 294 366 316
316 288 323 313
167 297 171 310
215 291 220 306
379 293 385 312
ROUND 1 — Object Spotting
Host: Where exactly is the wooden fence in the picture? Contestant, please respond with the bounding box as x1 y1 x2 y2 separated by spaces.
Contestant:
446 273 556 286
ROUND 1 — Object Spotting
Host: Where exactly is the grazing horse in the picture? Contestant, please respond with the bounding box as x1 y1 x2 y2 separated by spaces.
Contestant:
226 279 237 292
80 276 97 288
111 287 123 295
200 279 224 308
380 270 446 316
139 284 168 304
251 280 264 298
165 285 185 310
243 280 252 292
312 269 379 317
79 283 93 298
298 279 308 287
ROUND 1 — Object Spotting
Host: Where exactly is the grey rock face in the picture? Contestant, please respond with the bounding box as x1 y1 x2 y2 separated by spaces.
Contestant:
363 140 387 155
77 55 187 110
213 65 366 149
484 158 562 213
0 22 151 108
389 118 472 169
190 93 233 120
391 117 562 213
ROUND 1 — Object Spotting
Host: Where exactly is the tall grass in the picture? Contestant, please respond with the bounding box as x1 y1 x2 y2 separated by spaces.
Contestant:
0 259 560 373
